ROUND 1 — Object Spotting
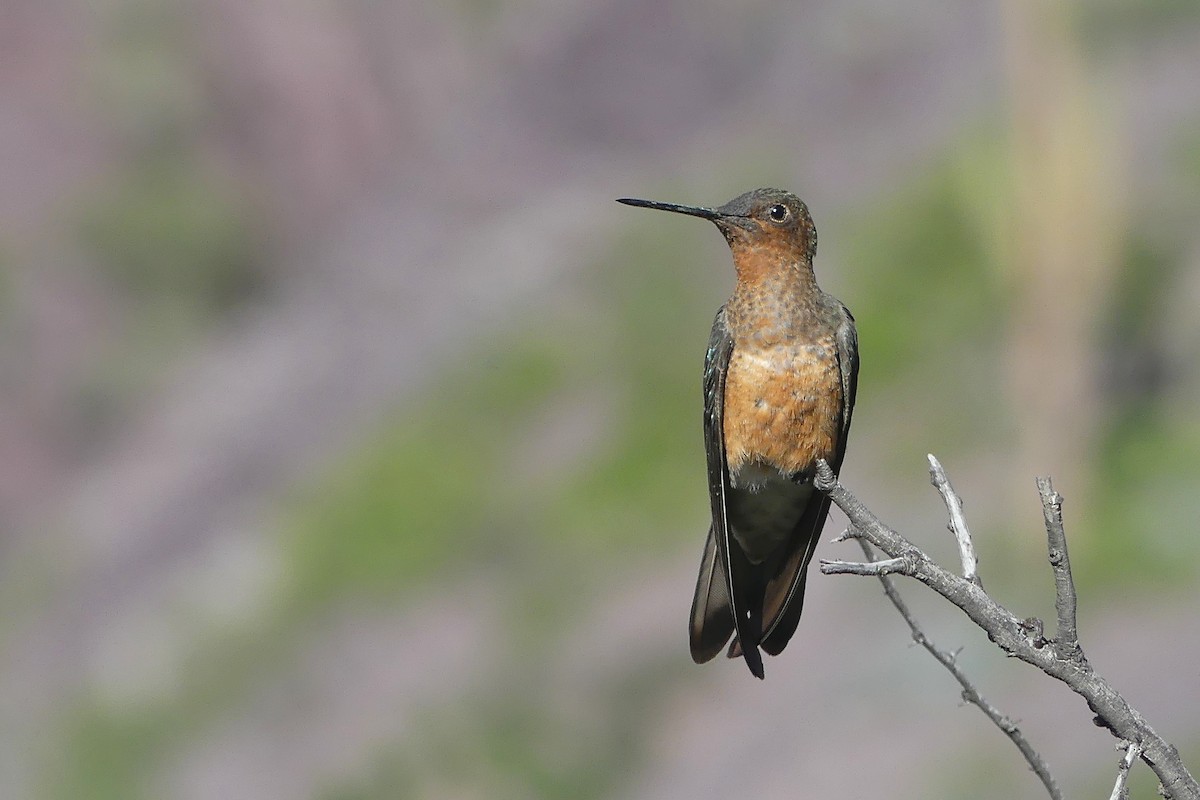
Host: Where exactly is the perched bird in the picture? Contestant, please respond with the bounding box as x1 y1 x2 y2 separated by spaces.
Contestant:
617 188 858 678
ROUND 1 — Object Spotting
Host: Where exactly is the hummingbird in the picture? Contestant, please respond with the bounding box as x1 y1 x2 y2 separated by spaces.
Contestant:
617 188 858 679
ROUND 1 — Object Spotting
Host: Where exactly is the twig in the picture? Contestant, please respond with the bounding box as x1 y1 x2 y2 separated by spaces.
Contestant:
927 454 981 586
820 555 908 576
814 457 1199 800
856 539 1062 800
1036 477 1081 662
831 526 859 543
1109 742 1142 800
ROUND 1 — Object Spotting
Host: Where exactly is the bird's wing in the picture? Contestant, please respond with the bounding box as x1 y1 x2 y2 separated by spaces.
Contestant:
833 303 860 455
758 303 860 655
689 308 763 676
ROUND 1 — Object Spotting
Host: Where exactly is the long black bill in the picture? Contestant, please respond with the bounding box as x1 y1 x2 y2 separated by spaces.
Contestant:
616 197 722 220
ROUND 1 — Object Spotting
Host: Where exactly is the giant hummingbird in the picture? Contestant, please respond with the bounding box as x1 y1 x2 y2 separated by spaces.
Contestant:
617 188 859 679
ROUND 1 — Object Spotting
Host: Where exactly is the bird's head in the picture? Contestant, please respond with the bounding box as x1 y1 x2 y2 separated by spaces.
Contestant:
617 187 817 265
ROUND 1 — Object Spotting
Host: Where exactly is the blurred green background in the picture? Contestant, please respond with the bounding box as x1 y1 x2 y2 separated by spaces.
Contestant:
3 0 1200 798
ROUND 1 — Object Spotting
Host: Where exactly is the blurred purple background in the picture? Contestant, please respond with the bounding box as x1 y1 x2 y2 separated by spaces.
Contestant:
3 1 1200 797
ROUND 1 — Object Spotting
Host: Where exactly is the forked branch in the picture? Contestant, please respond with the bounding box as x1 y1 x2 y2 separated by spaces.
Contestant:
851 537 1062 799
814 458 1198 800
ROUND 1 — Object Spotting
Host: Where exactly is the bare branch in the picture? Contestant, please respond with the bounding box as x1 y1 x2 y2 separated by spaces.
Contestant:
814 458 1200 800
1037 477 1081 662
927 454 981 585
855 539 1062 800
1109 742 1142 800
820 555 909 576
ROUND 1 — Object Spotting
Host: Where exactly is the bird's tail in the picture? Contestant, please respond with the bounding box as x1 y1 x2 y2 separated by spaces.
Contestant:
725 567 765 679
689 524 766 679
689 524 735 663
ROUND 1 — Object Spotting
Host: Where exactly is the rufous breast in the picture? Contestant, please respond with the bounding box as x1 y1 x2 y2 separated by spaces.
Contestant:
723 336 843 482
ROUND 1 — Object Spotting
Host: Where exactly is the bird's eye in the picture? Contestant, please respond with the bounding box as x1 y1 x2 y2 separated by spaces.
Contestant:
768 204 789 223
